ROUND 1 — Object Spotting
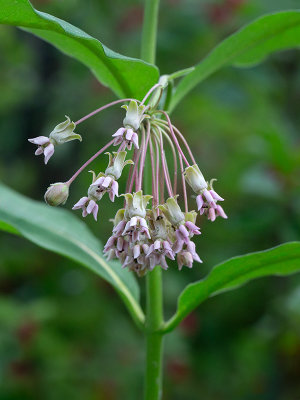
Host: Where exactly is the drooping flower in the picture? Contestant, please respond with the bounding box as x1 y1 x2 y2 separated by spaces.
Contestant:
72 175 106 220
72 196 99 221
112 100 149 150
177 248 202 271
122 216 151 242
28 136 54 164
184 164 227 221
28 116 81 164
89 151 133 202
112 128 139 150
122 243 150 277
146 240 175 270
104 235 129 263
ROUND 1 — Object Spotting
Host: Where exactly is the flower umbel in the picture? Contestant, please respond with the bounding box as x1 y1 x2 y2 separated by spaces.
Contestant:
36 81 227 276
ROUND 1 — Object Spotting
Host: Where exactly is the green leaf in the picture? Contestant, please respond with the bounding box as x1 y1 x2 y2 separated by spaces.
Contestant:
163 242 300 332
0 183 145 327
0 0 159 100
170 11 300 111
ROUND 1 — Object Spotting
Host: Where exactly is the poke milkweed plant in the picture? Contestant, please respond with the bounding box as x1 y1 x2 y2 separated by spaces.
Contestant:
0 1 300 398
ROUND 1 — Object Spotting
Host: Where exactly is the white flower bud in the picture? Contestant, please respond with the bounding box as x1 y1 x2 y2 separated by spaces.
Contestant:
44 182 69 206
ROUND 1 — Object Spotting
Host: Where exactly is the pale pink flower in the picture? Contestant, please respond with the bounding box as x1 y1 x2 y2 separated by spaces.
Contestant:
72 197 99 221
91 175 119 202
113 219 127 236
146 240 175 270
28 136 54 164
122 216 151 242
112 127 139 150
104 235 129 262
173 221 201 252
122 243 150 275
196 189 227 221
177 241 202 271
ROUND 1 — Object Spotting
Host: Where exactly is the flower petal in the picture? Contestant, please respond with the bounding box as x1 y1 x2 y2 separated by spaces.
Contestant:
44 144 55 164
112 127 125 137
92 203 98 221
210 190 224 201
72 196 88 209
28 136 49 145
196 194 204 210
87 199 96 214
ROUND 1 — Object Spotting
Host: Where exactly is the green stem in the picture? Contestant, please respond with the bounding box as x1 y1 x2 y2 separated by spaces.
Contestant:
145 267 164 400
141 2 163 400
141 0 160 64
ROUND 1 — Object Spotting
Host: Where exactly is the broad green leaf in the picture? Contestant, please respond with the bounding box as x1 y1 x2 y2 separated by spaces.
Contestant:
0 183 144 327
0 0 159 100
163 242 300 332
170 11 300 111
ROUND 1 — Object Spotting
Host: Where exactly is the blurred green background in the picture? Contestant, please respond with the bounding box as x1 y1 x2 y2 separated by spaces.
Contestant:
0 0 300 399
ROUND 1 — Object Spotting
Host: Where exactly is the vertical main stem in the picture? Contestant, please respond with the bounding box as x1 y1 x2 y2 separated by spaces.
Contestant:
141 2 163 399
145 267 164 400
141 0 160 64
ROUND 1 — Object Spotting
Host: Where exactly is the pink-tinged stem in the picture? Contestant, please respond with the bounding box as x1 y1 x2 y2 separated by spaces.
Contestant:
157 125 178 195
159 111 190 167
155 119 196 165
138 122 151 190
125 149 136 193
163 151 173 197
117 142 126 153
127 142 142 194
66 139 114 185
154 138 164 204
135 127 145 191
149 137 158 207
158 129 173 198
172 124 196 165
178 153 188 213
154 137 161 206
75 98 135 125
141 83 161 105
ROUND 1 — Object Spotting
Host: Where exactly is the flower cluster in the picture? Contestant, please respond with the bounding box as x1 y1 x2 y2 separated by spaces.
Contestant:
30 81 227 276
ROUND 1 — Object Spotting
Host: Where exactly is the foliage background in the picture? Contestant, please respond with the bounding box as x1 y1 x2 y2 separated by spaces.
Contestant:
0 0 299 399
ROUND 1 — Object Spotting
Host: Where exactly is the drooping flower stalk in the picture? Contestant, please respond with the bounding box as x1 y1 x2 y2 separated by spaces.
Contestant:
31 80 227 275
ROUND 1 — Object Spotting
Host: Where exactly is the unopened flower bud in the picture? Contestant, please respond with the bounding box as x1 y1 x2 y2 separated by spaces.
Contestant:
44 182 69 206
184 164 207 194
49 116 81 145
